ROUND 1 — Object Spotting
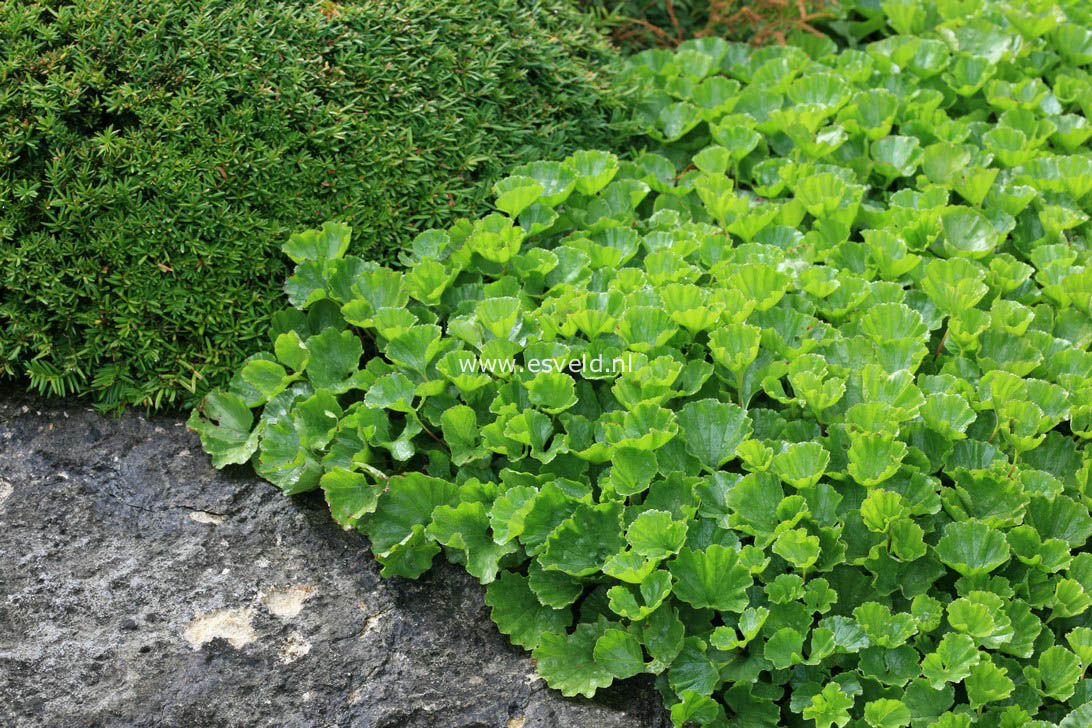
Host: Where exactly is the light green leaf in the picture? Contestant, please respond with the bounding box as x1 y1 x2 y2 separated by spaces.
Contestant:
935 520 1010 577
764 627 805 670
305 328 362 391
283 221 351 263
320 467 381 529
1026 645 1083 702
566 150 619 196
773 528 821 572
365 372 416 412
527 371 578 414
677 399 753 471
863 698 911 728
803 682 855 728
493 175 544 218
610 447 658 496
771 442 830 489
847 434 906 487
627 509 688 560
669 544 752 611
921 633 981 688
965 657 1014 711
383 325 442 376
187 391 259 468
532 620 615 698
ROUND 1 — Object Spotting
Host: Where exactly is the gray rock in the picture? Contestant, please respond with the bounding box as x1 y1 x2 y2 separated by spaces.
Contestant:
0 389 670 728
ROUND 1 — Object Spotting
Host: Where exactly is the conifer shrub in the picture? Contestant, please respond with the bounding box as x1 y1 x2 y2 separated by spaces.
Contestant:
0 0 630 409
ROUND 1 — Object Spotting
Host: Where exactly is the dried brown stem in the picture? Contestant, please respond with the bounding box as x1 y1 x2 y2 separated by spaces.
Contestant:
608 0 833 50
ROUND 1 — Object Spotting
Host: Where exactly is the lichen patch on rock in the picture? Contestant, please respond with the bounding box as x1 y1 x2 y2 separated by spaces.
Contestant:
278 631 312 664
182 608 257 649
261 585 316 619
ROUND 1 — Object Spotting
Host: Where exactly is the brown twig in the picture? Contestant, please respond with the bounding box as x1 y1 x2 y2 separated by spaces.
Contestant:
607 0 833 50
664 0 683 40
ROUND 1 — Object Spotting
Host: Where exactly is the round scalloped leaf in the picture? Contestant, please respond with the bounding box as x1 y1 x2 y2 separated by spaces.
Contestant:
320 467 381 530
1025 495 1092 547
565 150 619 196
1061 703 1092 728
283 221 351 264
627 510 688 560
771 441 830 489
803 683 855 728
305 328 363 391
935 520 1010 577
764 627 805 670
532 619 615 698
920 393 975 440
493 175 544 219
362 472 459 555
940 207 1001 259
773 528 821 572
539 502 626 577
1030 645 1083 702
606 570 672 621
921 633 980 688
485 571 572 650
526 371 579 415
427 501 516 584
847 434 907 486
873 135 923 182
677 399 753 471
186 391 260 468
863 698 911 728
526 561 583 609
593 628 647 680
1051 24 1092 65
669 545 753 612
965 658 1015 712
920 258 989 315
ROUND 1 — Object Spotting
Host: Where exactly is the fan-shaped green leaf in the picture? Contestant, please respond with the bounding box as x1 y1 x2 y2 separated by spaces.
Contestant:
935 520 1010 577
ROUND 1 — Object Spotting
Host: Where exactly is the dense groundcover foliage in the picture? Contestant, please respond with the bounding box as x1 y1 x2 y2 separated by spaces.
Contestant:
0 0 628 410
190 1 1092 725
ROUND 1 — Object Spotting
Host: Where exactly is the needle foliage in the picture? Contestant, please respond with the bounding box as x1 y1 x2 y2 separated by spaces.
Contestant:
0 0 631 410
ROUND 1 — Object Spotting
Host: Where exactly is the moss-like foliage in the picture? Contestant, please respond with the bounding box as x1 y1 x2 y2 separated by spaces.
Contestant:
0 0 630 410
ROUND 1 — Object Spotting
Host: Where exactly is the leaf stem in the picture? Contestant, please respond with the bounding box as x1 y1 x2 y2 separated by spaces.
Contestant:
412 412 447 447
360 462 389 481
933 324 949 359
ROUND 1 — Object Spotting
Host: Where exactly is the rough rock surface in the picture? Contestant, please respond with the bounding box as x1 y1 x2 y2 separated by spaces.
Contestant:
0 388 671 728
